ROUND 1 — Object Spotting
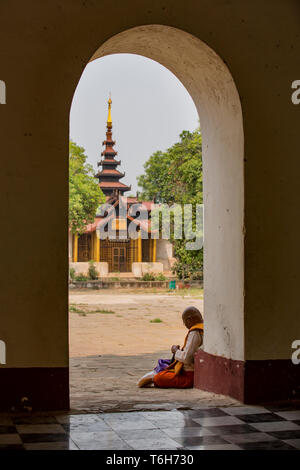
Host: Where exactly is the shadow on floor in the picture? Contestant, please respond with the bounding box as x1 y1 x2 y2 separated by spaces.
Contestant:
70 353 239 413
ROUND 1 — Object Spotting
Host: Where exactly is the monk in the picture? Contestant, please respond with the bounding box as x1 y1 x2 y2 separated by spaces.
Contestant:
137 306 203 389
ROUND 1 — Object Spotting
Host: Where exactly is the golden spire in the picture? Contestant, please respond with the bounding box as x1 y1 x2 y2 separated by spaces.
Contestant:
107 94 112 128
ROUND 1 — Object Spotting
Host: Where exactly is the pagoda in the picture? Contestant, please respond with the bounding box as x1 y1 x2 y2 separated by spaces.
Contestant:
95 97 131 196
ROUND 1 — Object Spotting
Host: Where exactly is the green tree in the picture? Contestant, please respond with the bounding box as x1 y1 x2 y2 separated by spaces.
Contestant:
138 128 202 205
69 140 105 234
138 128 203 279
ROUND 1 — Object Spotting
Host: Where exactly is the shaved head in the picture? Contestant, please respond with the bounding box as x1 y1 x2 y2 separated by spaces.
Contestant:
182 306 203 323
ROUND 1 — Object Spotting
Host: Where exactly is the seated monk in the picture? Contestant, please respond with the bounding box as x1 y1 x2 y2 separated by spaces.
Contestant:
137 306 203 389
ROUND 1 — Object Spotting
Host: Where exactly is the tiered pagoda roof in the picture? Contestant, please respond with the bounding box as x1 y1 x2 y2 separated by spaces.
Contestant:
95 97 131 196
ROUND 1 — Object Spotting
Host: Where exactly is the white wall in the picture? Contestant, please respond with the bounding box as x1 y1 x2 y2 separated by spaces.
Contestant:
156 239 174 270
68 232 73 262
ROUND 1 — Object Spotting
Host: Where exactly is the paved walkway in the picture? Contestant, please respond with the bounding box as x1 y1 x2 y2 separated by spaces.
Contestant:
70 353 237 413
69 289 236 412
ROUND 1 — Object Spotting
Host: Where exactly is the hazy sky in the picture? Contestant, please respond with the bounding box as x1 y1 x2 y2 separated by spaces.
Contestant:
70 54 199 194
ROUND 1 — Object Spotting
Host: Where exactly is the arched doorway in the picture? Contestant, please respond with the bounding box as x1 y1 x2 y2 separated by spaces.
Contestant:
70 25 244 403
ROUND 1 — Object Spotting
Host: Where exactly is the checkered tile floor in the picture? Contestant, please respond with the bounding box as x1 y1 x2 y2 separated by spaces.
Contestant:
0 405 300 450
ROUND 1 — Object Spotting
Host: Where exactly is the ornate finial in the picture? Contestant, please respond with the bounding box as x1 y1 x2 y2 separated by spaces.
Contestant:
107 94 112 127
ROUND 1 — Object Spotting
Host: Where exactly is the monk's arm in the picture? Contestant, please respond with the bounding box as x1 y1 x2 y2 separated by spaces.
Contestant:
174 331 203 364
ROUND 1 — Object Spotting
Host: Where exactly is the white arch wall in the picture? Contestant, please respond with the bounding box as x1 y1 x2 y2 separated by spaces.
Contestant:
91 25 245 361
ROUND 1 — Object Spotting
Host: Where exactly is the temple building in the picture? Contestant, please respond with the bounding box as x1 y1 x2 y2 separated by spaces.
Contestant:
69 98 174 275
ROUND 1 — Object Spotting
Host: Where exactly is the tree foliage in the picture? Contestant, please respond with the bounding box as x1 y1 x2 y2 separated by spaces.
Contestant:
69 140 105 234
138 128 202 205
138 128 203 279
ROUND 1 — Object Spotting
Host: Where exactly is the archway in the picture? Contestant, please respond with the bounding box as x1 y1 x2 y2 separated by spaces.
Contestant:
70 25 244 403
92 25 244 363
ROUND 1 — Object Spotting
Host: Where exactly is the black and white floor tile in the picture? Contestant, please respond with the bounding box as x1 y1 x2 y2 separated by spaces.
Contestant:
0 406 299 450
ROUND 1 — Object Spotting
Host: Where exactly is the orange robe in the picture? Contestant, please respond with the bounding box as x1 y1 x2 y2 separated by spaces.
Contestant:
153 323 203 389
153 369 194 388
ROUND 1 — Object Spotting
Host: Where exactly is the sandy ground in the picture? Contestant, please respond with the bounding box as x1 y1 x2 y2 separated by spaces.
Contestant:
69 289 239 412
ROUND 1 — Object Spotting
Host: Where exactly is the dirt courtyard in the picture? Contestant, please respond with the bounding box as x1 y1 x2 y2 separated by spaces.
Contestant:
69 289 238 412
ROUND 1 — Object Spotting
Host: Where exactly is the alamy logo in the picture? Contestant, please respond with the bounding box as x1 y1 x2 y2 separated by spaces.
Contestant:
291 80 300 105
291 340 300 365
96 199 204 250
0 80 6 104
0 340 6 364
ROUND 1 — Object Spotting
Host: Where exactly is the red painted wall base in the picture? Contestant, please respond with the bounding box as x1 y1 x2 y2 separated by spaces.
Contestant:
0 367 69 412
194 350 300 404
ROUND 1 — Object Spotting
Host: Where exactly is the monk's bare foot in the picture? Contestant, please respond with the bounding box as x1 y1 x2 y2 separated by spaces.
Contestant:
137 371 155 388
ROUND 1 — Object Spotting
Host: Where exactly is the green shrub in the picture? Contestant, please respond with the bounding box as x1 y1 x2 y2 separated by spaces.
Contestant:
69 267 76 281
69 305 114 315
172 254 203 280
155 273 166 281
191 270 203 281
88 260 99 280
150 318 163 323
93 309 115 314
74 273 88 281
69 305 85 313
142 272 156 281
